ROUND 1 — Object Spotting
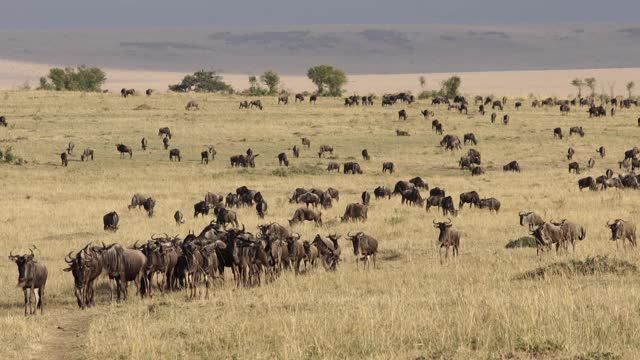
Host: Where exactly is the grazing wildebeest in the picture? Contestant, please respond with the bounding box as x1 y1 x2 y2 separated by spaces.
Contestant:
440 196 457 217
103 212 119 232
567 147 575 160
478 198 501 213
401 188 424 206
162 136 170 150
169 148 181 162
519 211 544 231
295 93 305 102
503 114 509 125
479 105 485 115
470 166 485 176
431 119 440 130
278 95 289 105
422 110 435 119
345 232 378 270
302 137 311 148
530 223 565 255
560 104 570 115
128 194 149 210
116 144 133 159
256 201 268 219
396 129 410 136
577 176 597 191
289 208 322 226
434 123 443 134
515 101 522 110
398 109 407 120
9 247 48 315
185 100 199 110
568 162 580 174
0 116 7 126
607 219 637 247
201 151 209 164
490 112 497 123
596 146 606 158
393 180 414 195
309 94 318 104
463 133 477 145
143 197 156 217
81 148 94 161
374 186 392 199
425 195 444 212
158 127 172 139
297 192 321 208
60 152 68 167
341 203 368 222
409 177 428 189
492 100 503 110
503 160 520 172
343 162 363 174
174 210 184 225
292 145 300 158
361 191 371 205
569 126 584 137
553 128 563 139
145 89 153 96
194 201 209 217
327 162 339 172
619 173 640 189
249 100 263 110
121 88 135 97
439 135 462 150
550 219 586 252
67 142 75 155
215 206 239 229
433 219 460 263
587 158 595 169
459 191 480 209
239 100 249 109
382 162 395 174
277 152 289 167
141 137 148 151
318 145 333 157
430 187 445 197
361 149 370 161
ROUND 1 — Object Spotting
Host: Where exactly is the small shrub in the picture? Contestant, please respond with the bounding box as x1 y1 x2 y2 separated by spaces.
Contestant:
514 338 563 357
505 236 537 249
513 256 638 280
134 104 152 111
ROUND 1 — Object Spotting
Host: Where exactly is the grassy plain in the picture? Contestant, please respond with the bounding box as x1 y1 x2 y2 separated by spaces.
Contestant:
1 91 640 359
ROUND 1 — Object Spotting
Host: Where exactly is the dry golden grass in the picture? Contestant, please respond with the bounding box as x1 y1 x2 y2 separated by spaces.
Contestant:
1 90 640 359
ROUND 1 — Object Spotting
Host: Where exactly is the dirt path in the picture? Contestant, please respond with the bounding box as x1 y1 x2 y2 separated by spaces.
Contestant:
32 310 93 360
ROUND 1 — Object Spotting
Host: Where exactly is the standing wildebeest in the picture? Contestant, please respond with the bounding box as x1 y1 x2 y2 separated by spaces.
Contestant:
492 100 503 110
174 210 184 225
396 129 410 136
249 100 263 109
503 160 520 172
145 89 153 96
361 191 371 205
393 180 414 195
433 219 460 263
121 88 135 97
490 112 497 123
103 212 119 232
519 211 544 231
302 137 311 148
577 176 597 191
327 162 339 172
409 177 428 189
479 105 486 115
341 203 368 222
143 197 156 217
374 186 392 199
278 95 289 105
201 151 210 164
596 146 606 158
185 100 199 110
346 232 378 270
0 116 7 126
256 201 268 219
607 219 637 247
116 144 133 159
297 192 321 208
169 148 181 162
295 93 305 102
60 152 68 167
422 109 435 118
401 188 424 206
67 142 75 155
361 149 370 161
440 196 457 217
343 162 363 174
553 128 563 139
471 166 485 176
81 148 94 161
560 104 570 115
398 109 407 120
292 145 300 158
567 147 575 160
459 191 480 209
141 137 148 151
128 194 149 210
318 145 333 157
515 101 522 110
530 223 566 255
239 101 249 109
431 119 440 130
289 208 322 226
570 126 585 137
551 219 586 252
309 94 318 104
158 127 172 139
463 133 477 145
382 162 395 174
503 114 510 125
162 136 170 150
430 187 446 197
194 201 209 217
9 247 47 315
440 135 462 150
215 206 239 229
568 162 580 174
587 158 595 169
99 243 147 301
478 198 501 213
277 152 289 167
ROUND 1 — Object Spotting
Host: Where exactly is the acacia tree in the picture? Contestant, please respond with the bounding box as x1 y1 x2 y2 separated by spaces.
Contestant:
260 71 280 95
584 77 596 98
571 78 585 98
627 81 635 98
440 76 461 98
419 75 426 89
169 70 232 93
307 65 347 96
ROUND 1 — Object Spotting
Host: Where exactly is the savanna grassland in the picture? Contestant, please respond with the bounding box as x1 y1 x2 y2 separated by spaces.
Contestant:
1 90 640 360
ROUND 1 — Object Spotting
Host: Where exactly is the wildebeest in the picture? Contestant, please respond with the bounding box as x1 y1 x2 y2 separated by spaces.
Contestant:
341 203 368 222
422 109 435 119
292 145 300 158
128 194 148 210
309 95 318 104
249 100 263 109
327 162 339 172
503 114 509 125
318 145 333 157
194 201 209 217
121 88 135 97
440 196 457 216
503 161 520 172
374 186 392 199
382 162 395 174
60 152 68 166
398 109 407 120
0 116 7 126
230 154 259 168
587 158 595 169
297 192 321 208
463 133 477 145
434 123 444 135
103 212 119 232
568 162 580 174
143 197 156 217
619 173 640 189
425 195 444 212
345 232 378 270
278 95 289 105
588 105 606 117
162 136 170 150
361 191 371 205
567 147 575 160
169 148 181 162
569 126 584 137
430 187 446 197
596 146 606 158
362 149 370 161
409 177 428 189
554 128 563 139
64 244 101 308
490 112 497 123
551 219 586 252
577 176 597 191
560 104 570 115
401 188 424 206
256 201 268 219
479 105 485 115
80 148 94 161
277 152 289 167
433 219 460 263
201 151 210 164
393 180 415 195
294 93 304 102
515 101 522 110
185 100 199 110
519 211 544 231
99 242 147 301
116 144 133 159
530 223 565 255
607 219 637 247
478 198 501 213
158 127 172 139
301 137 311 148
343 162 363 174
440 135 462 150
396 129 410 136
145 89 153 96
492 100 503 110
289 208 322 226
9 247 48 315
459 191 480 209
215 206 239 229
239 100 249 109
66 142 75 155
174 210 184 225
141 137 148 151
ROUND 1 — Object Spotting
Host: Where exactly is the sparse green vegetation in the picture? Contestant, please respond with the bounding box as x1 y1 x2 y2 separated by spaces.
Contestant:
37 66 106 92
307 65 347 96
168 70 233 93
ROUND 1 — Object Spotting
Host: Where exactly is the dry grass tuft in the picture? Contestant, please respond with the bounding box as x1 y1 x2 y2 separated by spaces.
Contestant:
513 256 638 280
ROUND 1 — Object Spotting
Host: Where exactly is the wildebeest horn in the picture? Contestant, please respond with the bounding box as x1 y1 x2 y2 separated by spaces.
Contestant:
29 248 34 257
242 224 246 232
446 218 452 224
606 220 614 226
65 251 74 263
518 211 525 216
133 240 140 249
432 219 438 224
9 249 16 259
347 231 355 238
294 233 301 240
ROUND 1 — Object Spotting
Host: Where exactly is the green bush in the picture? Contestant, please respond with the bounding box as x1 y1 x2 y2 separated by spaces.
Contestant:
169 70 233 93
307 65 347 97
38 66 106 92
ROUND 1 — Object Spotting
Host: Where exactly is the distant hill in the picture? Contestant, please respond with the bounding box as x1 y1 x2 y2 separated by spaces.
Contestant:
1 24 639 75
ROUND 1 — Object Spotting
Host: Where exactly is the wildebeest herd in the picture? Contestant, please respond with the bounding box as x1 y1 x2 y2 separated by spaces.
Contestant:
5 90 640 316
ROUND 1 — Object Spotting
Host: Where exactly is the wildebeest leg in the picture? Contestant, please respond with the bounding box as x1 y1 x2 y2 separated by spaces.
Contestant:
23 288 29 316
32 288 40 314
39 286 44 314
